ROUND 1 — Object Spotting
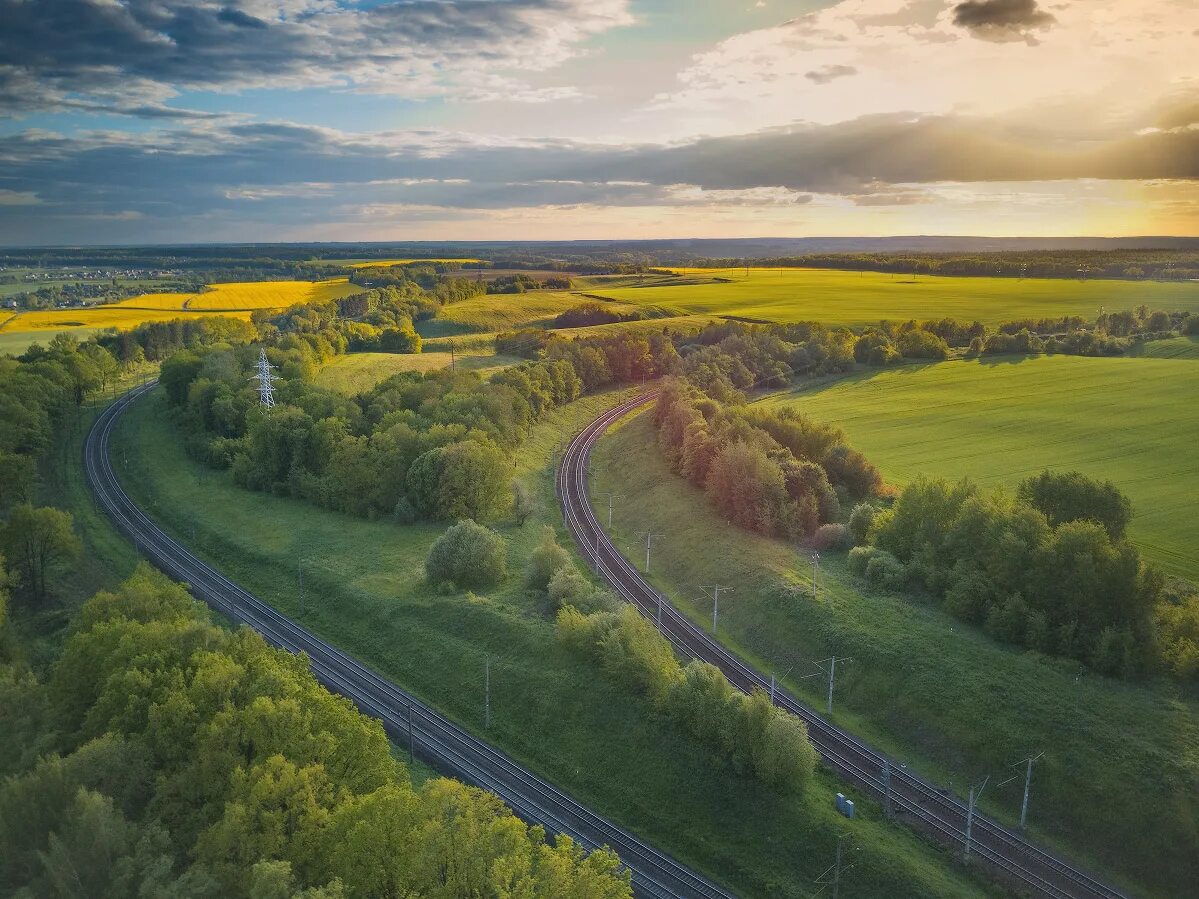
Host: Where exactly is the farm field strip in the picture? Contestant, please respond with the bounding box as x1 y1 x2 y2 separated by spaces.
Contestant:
313 350 519 393
761 355 1199 581
590 268 1199 327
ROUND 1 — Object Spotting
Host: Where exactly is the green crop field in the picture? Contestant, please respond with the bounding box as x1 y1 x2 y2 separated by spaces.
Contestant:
758 354 1199 582
313 350 519 394
109 386 994 899
588 268 1199 327
589 410 1198 899
421 290 644 336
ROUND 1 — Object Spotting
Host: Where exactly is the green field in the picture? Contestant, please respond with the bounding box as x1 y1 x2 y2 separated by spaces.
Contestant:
589 410 1198 899
313 350 519 394
759 355 1199 582
421 291 640 336
110 386 994 899
589 268 1199 327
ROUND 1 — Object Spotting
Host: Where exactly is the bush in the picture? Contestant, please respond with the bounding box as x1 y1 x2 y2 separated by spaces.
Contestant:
547 565 612 613
864 551 907 590
896 329 950 360
811 523 847 551
393 496 417 525
525 527 572 591
424 520 507 589
846 502 877 545
1016 470 1132 539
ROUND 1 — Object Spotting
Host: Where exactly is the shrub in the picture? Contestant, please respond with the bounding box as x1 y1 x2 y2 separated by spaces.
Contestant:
896 329 950 360
525 527 572 591
547 565 613 614
811 523 847 551
846 502 877 545
424 520 507 589
393 496 417 525
864 551 907 591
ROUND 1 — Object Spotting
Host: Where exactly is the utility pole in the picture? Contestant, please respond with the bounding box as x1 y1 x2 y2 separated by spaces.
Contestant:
484 657 491 729
832 835 843 899
639 532 664 574
819 656 852 715
811 551 821 599
450 340 456 372
1019 754 1042 830
882 760 893 820
598 492 623 528
815 835 853 899
964 776 989 860
298 560 304 615
703 584 733 633
656 593 663 630
407 703 414 764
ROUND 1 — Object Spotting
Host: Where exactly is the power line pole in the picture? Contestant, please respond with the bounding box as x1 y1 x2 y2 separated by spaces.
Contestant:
656 593 663 630
638 532 664 574
298 560 304 615
882 760 893 820
819 656 852 715
703 584 733 633
811 551 821 599
484 657 491 729
598 492 623 528
450 339 456 372
407 703 414 764
964 776 989 860
1017 752 1043 830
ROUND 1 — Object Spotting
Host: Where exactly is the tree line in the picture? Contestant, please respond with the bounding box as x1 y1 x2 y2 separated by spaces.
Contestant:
846 473 1199 680
0 564 633 897
688 250 1199 281
653 378 882 539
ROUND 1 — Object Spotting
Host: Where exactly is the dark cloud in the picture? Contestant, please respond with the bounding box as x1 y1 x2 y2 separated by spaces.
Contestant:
2 109 1197 243
0 0 629 116
805 65 858 85
952 0 1056 43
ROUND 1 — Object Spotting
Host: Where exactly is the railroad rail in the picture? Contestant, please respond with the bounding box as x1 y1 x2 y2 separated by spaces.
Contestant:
84 382 733 899
557 391 1127 899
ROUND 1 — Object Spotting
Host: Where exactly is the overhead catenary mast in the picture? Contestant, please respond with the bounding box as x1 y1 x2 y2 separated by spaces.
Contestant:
251 347 280 408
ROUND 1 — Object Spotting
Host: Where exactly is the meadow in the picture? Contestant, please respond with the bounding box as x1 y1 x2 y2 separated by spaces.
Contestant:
313 350 519 394
589 410 1198 899
109 385 995 899
420 290 647 336
759 354 1199 582
589 268 1199 327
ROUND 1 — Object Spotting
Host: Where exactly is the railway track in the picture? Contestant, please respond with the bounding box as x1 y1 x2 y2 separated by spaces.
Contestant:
558 391 1128 899
84 382 734 899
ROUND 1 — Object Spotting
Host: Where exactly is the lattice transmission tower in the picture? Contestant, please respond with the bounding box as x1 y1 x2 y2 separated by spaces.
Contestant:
251 347 280 408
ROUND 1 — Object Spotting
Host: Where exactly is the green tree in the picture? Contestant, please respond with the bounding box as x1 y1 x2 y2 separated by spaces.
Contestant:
425 520 508 589
1017 470 1133 539
1 505 80 604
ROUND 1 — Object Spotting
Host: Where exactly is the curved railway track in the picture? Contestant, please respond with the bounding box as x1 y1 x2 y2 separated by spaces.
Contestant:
84 383 733 899
558 391 1128 899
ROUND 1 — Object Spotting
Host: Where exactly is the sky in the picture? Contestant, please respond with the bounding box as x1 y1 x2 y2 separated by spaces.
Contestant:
1 0 1198 244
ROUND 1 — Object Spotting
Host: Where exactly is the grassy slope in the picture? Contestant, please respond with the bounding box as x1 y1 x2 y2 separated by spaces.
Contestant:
419 291 618 336
589 411 1197 899
759 355 1199 582
590 269 1199 327
112 386 995 899
313 351 519 394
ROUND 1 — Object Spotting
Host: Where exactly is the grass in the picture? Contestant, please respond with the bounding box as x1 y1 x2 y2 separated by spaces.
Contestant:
587 268 1199 328
110 386 997 899
589 410 1198 899
758 354 1199 582
313 350 519 394
1133 335 1199 360
420 291 641 336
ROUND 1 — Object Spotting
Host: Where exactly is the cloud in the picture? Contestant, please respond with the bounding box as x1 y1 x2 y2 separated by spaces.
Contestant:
0 0 633 116
951 0 1056 43
805 65 858 85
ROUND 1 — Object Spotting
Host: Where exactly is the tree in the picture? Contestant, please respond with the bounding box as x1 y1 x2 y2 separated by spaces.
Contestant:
425 520 508 589
525 527 571 591
1017 470 1133 539
1 505 80 604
